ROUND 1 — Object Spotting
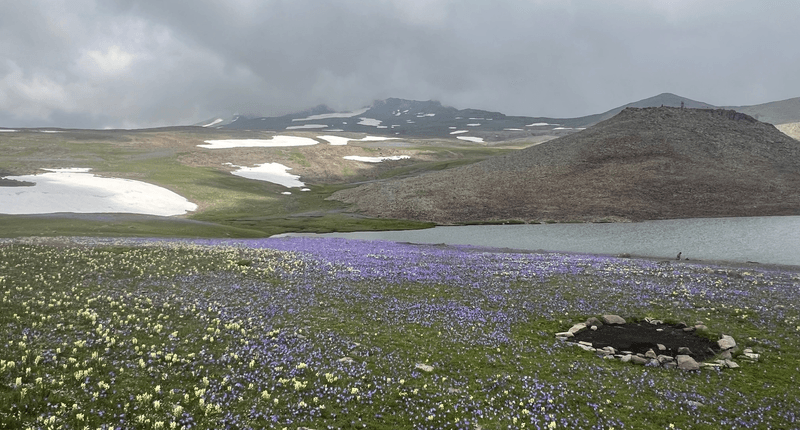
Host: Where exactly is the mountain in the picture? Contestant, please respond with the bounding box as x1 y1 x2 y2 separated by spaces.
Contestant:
196 98 579 141
330 107 800 223
196 93 800 141
724 96 800 126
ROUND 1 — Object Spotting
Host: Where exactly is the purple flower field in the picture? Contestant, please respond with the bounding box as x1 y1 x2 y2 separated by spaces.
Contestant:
1 236 799 429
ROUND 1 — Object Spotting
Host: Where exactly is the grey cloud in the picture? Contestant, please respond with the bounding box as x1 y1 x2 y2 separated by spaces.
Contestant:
1 0 799 128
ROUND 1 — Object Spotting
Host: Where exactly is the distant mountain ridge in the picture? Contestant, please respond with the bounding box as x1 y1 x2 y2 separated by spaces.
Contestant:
330 106 800 223
198 92 800 141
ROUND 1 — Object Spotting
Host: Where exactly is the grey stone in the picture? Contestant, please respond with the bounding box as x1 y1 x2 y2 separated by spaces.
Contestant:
657 344 666 351
620 354 632 363
590 326 598 331
568 323 587 334
576 343 596 352
601 314 626 325
555 331 574 338
676 355 700 371
678 347 692 355
719 350 732 360
687 400 705 408
645 349 658 359
630 355 649 365
725 359 740 369
415 363 434 372
743 352 760 361
338 356 354 363
663 362 677 369
657 355 674 364
695 324 709 331
683 327 696 332
578 341 593 347
718 335 736 350
585 317 603 328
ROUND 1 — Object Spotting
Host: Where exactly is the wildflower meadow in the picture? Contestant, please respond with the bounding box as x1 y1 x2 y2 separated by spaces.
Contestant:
1 237 798 429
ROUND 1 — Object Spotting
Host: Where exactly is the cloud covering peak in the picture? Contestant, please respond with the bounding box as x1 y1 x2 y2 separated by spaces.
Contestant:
1 0 799 129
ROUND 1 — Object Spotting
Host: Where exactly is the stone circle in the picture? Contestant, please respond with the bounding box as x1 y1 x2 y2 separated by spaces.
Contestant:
556 315 752 370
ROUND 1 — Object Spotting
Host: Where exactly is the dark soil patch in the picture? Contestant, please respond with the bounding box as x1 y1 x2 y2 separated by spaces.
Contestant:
570 321 720 361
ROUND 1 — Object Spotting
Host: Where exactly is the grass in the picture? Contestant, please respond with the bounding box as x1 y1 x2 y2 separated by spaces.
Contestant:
1 238 798 429
0 130 458 238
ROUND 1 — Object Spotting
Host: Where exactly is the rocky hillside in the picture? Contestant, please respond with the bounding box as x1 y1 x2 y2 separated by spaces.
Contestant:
330 107 800 223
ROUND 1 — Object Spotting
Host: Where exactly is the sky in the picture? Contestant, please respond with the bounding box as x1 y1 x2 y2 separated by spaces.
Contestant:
1 0 798 129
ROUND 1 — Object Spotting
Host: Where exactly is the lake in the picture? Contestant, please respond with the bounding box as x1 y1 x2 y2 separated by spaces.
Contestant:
278 216 800 267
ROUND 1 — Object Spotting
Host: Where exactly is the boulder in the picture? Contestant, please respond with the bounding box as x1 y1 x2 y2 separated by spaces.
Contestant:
678 347 692 355
645 349 658 359
585 317 603 328
676 355 700 371
718 335 736 350
601 315 626 325
630 355 649 365
568 323 587 334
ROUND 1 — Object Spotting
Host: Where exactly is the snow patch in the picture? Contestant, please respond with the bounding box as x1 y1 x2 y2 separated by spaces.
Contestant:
317 135 398 146
343 155 410 163
0 129 18 132
449 130 469 135
526 122 550 126
292 107 370 121
0 168 196 216
503 128 523 131
457 136 484 143
199 136 318 149
226 162 304 188
358 118 382 127
466 123 481 127
285 124 328 130
553 127 572 130
201 118 224 127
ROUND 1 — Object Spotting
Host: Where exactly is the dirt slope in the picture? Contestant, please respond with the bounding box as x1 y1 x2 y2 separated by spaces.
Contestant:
330 107 800 223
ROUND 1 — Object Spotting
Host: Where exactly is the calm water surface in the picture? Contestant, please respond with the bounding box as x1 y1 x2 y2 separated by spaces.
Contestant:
281 216 800 267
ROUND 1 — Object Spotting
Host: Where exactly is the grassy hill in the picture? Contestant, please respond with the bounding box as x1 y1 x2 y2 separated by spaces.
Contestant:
331 107 800 223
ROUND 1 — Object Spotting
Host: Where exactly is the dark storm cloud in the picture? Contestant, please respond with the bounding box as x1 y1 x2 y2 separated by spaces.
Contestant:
1 0 799 128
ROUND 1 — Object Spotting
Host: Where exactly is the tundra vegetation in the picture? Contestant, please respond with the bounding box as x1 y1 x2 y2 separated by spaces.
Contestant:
1 237 798 429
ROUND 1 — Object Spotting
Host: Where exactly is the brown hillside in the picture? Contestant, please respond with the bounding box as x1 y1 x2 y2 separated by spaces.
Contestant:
330 107 800 223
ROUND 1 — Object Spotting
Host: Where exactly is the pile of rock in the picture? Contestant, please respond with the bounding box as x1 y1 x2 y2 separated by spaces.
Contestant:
556 315 755 371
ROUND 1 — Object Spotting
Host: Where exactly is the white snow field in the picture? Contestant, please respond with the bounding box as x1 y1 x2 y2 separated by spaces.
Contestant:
526 122 551 126
291 107 370 121
0 129 18 132
225 163 305 188
317 135 398 146
201 118 224 127
449 130 469 135
357 118 382 127
343 155 410 163
0 168 197 216
198 136 318 149
457 136 485 143
285 124 328 130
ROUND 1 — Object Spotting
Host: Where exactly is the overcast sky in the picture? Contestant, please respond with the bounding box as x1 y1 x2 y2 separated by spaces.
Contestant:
1 0 798 129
